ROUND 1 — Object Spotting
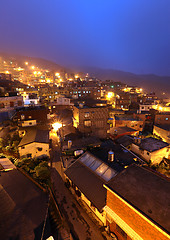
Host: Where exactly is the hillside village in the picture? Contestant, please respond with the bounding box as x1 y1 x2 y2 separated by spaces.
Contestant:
0 56 170 240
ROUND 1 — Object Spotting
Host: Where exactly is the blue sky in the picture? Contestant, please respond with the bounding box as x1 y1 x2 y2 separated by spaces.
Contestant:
0 0 170 75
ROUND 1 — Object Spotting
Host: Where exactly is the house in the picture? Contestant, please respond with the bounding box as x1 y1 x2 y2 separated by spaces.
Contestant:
138 103 154 113
113 114 143 131
18 127 50 158
64 151 118 224
0 169 50 239
104 164 170 240
13 106 49 125
153 124 170 144
73 105 109 138
155 113 170 125
0 95 23 111
64 141 143 224
116 135 134 149
109 126 138 140
131 137 169 164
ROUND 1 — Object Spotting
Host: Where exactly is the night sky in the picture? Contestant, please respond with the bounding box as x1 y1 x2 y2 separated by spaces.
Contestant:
0 0 170 75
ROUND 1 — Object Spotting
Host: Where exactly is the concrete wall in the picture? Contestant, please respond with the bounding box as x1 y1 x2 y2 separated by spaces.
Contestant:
131 143 169 164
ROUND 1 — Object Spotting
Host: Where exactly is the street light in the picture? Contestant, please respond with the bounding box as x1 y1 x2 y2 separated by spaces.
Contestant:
52 122 62 131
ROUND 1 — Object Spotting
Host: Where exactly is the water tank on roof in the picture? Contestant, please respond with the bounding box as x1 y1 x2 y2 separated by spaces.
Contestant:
74 150 84 156
68 140 72 149
108 151 114 162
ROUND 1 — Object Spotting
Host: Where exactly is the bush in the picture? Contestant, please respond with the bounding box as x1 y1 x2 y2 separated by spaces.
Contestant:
35 165 50 180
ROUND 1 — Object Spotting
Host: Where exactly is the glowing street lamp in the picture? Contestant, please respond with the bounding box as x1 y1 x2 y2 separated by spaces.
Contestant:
55 72 60 77
107 92 114 99
52 122 62 131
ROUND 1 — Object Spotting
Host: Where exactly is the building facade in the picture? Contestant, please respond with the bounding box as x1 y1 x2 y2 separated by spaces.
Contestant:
73 105 109 138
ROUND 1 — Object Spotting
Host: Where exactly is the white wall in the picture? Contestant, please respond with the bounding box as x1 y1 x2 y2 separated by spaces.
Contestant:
21 120 37 127
131 143 169 164
19 142 49 158
81 192 105 224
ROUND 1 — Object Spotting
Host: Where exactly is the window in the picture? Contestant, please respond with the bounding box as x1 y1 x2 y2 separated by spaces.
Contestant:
37 147 42 151
84 112 90 118
84 120 91 127
28 115 32 119
0 103 4 108
18 101 22 106
29 122 32 125
142 106 144 109
147 152 150 156
21 114 25 120
10 101 14 107
21 146 25 149
27 154 32 158
116 224 127 239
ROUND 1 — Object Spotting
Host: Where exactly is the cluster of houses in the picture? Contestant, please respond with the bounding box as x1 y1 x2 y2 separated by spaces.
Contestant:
0 85 169 240
63 145 170 240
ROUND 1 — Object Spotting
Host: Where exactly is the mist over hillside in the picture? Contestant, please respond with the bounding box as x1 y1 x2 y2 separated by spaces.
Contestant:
71 66 170 98
1 53 170 98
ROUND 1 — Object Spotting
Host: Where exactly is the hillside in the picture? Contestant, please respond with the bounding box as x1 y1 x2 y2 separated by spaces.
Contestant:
0 53 169 98
72 66 170 98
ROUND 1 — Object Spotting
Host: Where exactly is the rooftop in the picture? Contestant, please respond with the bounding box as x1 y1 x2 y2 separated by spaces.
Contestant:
135 137 169 152
116 135 134 147
18 127 49 147
155 124 170 131
0 169 50 239
89 140 142 172
106 164 170 233
110 126 138 136
65 152 117 211
0 155 16 171
114 115 141 121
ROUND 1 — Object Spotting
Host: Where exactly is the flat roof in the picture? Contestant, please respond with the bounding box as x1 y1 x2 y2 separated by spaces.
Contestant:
106 164 170 233
111 126 138 135
89 140 141 173
136 137 169 152
154 124 170 131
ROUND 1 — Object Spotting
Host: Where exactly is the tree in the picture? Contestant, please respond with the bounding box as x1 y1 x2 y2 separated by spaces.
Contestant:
35 165 50 180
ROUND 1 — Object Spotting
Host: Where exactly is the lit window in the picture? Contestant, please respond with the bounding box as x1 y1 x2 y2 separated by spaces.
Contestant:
166 118 168 120
85 112 90 118
84 120 91 127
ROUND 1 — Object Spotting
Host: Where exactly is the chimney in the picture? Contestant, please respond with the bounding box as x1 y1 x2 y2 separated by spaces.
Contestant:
108 151 114 162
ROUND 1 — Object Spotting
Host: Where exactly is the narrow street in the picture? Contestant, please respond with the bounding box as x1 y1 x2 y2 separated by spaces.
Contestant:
50 135 113 240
